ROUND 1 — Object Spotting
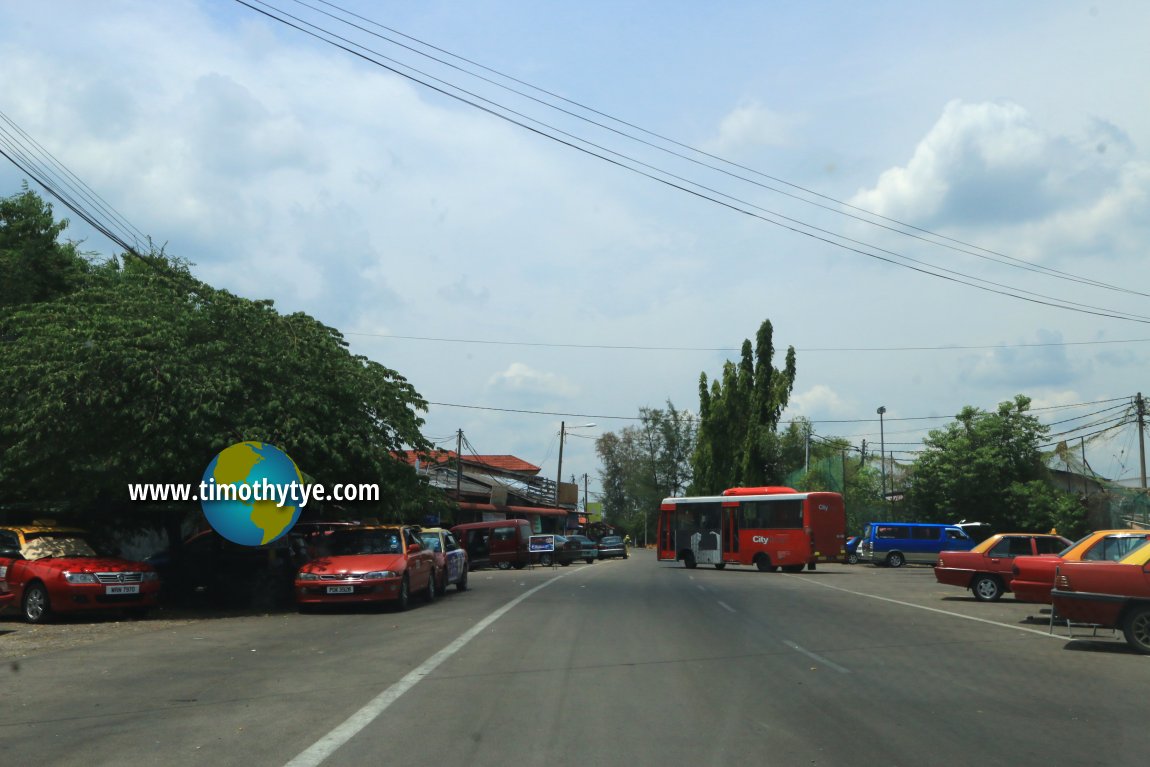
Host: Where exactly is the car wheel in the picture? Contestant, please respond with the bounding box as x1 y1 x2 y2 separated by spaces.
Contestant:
886 552 905 568
715 563 726 570
456 568 468 592
971 574 1003 602
496 561 512 570
683 551 697 569
424 571 436 603
847 553 859 565
395 574 410 612
434 568 447 596
23 583 52 624
585 558 595 564
1122 604 1150 654
539 553 553 567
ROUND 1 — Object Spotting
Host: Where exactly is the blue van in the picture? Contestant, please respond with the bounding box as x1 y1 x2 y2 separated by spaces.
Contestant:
857 522 975 567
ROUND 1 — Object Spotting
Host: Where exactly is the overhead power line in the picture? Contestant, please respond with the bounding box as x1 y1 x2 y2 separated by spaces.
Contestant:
347 331 1150 353
237 0 1150 325
288 0 1150 302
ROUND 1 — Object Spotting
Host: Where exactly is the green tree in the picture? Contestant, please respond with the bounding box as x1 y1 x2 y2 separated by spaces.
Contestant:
691 319 796 493
595 402 695 543
0 184 92 307
0 190 436 525
906 395 1086 534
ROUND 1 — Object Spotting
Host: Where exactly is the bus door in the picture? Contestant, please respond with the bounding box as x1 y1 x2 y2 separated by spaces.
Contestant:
657 505 676 561
721 501 740 561
690 503 723 566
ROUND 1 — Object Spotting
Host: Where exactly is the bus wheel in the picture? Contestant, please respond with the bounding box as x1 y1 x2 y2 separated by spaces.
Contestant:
715 563 726 570
886 552 905 568
683 551 697 569
755 555 772 572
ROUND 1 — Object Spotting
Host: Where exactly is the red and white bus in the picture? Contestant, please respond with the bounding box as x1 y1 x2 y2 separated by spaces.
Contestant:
656 486 847 572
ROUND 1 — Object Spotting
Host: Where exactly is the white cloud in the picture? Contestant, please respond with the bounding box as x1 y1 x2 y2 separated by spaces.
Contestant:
487 363 579 400
704 101 796 155
789 384 848 418
849 100 1150 264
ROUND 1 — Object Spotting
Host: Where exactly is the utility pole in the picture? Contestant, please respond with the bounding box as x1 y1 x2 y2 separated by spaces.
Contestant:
555 421 565 506
582 473 589 519
877 407 887 500
1137 392 1147 490
805 423 811 474
455 429 463 500
1082 437 1089 496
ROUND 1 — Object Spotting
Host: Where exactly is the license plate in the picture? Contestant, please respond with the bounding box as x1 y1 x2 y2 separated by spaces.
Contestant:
105 584 139 595
326 585 354 594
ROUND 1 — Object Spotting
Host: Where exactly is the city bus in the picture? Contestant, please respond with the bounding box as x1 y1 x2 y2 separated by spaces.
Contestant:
656 486 847 572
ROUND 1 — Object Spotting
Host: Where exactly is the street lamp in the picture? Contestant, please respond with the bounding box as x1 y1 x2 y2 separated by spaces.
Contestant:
556 421 596 507
877 406 887 500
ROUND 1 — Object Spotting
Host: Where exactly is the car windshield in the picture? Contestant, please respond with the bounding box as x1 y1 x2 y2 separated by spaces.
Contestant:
602 537 622 544
323 530 402 556
22 536 98 560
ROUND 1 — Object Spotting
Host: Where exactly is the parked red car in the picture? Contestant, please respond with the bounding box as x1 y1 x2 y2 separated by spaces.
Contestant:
1050 543 1150 654
1011 530 1150 604
294 525 436 611
0 525 160 623
933 532 1070 601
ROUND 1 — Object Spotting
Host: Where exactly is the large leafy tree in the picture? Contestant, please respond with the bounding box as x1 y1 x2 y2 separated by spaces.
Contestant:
0 185 91 306
906 395 1085 535
691 319 796 493
595 402 695 542
0 189 435 524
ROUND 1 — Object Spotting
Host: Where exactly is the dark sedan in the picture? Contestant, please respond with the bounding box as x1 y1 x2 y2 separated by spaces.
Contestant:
564 534 598 564
597 535 628 560
537 535 581 567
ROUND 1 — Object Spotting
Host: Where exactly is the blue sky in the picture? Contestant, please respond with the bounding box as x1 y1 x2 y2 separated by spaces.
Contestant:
2 1 1149 497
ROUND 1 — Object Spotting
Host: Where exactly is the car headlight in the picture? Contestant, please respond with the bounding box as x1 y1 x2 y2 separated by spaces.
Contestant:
361 570 397 580
63 572 99 584
297 572 320 581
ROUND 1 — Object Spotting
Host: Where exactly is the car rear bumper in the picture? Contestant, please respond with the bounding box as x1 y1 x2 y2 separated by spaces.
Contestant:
1049 589 1126 626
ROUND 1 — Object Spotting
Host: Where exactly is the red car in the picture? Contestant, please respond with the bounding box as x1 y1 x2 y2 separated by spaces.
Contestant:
0 525 160 623
1011 530 1150 604
934 532 1071 601
1050 543 1150 654
294 525 436 611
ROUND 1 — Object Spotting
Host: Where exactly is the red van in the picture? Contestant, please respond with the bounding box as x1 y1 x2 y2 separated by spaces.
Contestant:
451 519 532 570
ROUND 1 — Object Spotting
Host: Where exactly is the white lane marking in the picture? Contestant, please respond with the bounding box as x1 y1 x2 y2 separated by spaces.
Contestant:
787 575 1064 639
717 601 736 613
783 640 851 674
284 572 573 767
697 585 706 592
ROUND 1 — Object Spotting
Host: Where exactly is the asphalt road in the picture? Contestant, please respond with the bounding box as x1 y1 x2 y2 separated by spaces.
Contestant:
2 550 1148 767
